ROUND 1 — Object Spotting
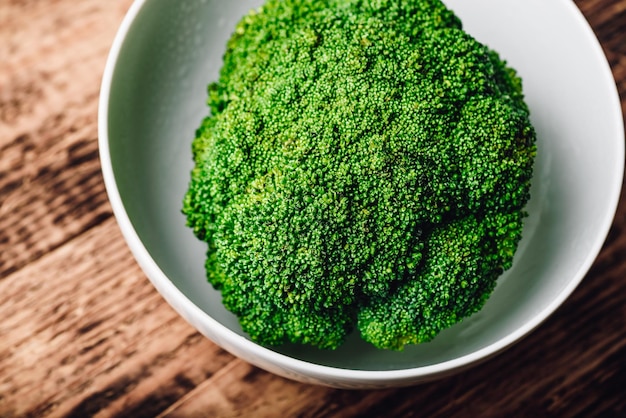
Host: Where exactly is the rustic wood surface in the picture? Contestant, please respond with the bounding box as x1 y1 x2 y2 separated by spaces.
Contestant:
1 1 625 417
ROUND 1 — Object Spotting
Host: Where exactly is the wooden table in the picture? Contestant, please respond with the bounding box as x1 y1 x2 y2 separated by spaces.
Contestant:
1 1 624 416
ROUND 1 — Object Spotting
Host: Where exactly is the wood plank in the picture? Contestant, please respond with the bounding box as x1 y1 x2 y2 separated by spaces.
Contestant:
0 1 132 142
0 0 133 278
0 218 235 418
576 0 626 114
159 360 394 418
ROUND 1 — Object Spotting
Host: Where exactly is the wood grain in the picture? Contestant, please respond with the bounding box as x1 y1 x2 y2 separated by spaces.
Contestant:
0 219 235 417
1 0 625 417
0 0 132 278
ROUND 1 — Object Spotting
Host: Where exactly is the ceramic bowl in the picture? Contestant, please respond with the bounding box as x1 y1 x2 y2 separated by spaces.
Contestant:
99 0 624 388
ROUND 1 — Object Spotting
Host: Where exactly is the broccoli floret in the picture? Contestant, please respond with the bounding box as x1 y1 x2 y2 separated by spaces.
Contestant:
183 0 536 350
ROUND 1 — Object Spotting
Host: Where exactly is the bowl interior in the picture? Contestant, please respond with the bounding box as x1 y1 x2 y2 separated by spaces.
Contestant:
103 0 624 372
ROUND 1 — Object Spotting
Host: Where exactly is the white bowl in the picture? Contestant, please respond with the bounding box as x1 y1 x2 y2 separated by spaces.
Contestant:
99 0 624 388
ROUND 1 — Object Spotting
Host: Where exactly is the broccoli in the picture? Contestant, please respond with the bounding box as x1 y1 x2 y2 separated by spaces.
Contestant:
183 0 536 350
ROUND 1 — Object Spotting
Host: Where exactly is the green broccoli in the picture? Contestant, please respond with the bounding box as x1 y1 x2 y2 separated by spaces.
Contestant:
183 0 536 350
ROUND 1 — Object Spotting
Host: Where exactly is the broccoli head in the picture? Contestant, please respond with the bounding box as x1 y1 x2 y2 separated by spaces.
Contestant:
183 0 536 350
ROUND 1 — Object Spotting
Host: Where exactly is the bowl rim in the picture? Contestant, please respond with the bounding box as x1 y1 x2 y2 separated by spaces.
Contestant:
98 0 625 385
